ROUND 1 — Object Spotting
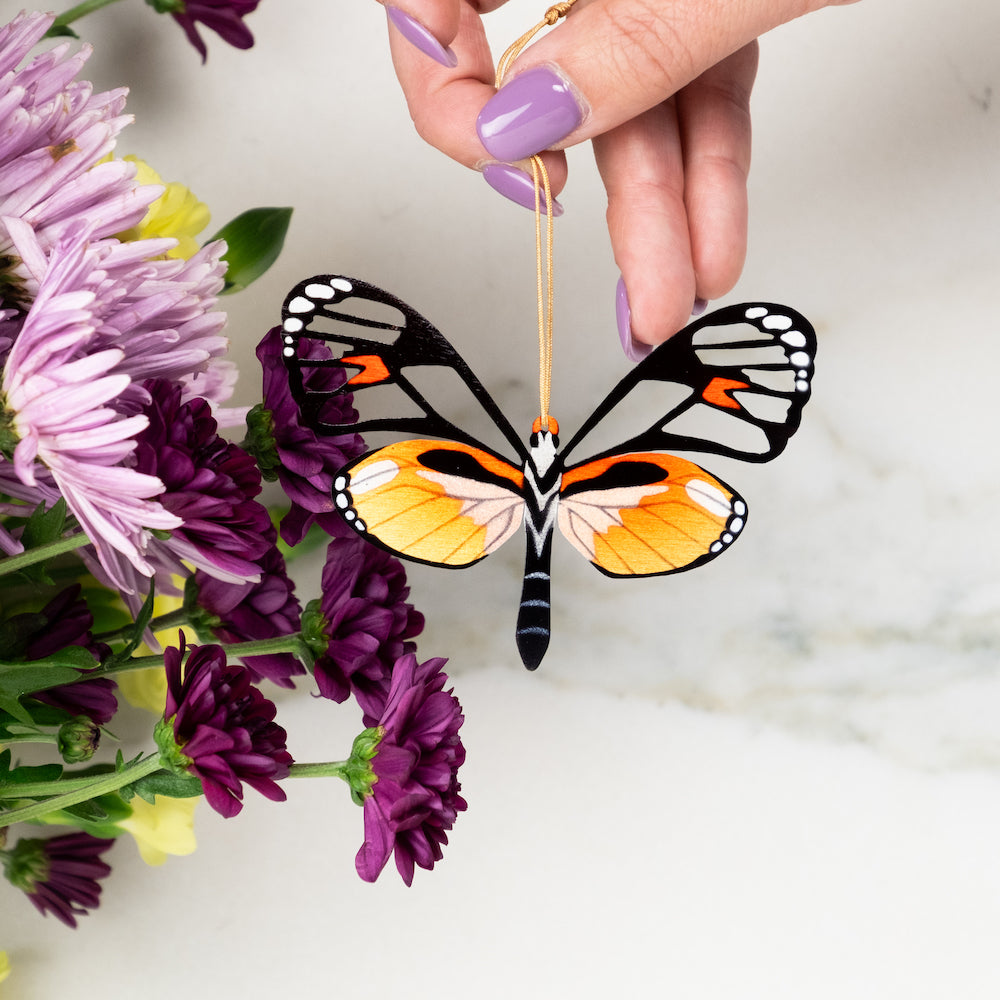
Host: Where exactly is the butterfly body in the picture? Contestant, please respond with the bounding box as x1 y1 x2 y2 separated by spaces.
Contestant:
281 276 815 669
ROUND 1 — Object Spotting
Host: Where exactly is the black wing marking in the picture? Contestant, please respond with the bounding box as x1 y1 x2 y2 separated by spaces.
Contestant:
560 302 816 465
280 275 527 462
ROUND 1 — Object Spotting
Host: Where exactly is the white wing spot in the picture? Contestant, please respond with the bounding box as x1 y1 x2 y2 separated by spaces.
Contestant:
730 517 744 533
334 475 347 491
733 500 747 516
286 295 314 314
745 306 768 320
789 351 811 368
780 330 807 348
349 460 400 495
795 378 810 392
331 277 353 292
763 314 793 330
304 282 335 299
685 479 731 517
283 317 303 333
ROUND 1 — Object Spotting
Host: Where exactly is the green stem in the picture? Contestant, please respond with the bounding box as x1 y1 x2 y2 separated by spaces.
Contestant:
0 533 89 578
94 607 192 645
48 0 127 31
0 734 57 748
287 761 351 782
0 754 162 826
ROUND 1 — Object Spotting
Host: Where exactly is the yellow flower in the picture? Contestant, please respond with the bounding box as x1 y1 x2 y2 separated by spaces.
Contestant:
0 951 10 985
118 796 198 867
117 667 168 714
117 156 210 259
117 581 187 714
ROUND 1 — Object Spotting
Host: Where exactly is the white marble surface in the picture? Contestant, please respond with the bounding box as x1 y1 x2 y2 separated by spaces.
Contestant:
4 0 1000 996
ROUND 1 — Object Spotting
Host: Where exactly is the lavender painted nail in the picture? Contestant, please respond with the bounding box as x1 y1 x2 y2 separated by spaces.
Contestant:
477 65 583 162
482 163 564 216
691 297 709 318
385 6 458 68
616 278 652 363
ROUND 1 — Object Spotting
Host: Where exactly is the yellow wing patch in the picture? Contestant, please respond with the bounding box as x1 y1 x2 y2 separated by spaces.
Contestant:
558 453 746 577
335 440 525 567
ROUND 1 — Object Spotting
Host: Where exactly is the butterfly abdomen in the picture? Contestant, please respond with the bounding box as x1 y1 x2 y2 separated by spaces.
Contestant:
516 531 554 670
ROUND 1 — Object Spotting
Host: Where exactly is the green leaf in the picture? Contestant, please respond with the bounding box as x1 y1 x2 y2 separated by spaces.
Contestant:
13 498 69 584
122 771 203 804
0 662 83 706
20 497 67 548
207 207 292 293
104 583 156 667
3 762 64 786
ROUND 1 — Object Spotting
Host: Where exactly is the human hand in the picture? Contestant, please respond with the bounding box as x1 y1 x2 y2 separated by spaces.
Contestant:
379 0 856 359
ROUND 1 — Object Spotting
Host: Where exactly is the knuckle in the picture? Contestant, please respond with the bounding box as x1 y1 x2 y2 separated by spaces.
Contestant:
594 0 694 95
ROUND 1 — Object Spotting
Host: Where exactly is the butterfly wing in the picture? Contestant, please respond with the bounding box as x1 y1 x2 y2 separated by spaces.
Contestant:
556 301 814 577
560 302 816 465
281 274 527 461
334 439 525 568
558 453 746 578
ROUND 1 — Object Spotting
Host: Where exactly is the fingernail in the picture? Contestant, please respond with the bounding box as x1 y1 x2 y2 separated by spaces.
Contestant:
477 65 584 162
616 277 652 363
482 163 564 216
385 6 458 68
691 297 709 317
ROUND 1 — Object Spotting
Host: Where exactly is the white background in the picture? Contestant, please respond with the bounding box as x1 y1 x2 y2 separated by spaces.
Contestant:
3 0 1000 996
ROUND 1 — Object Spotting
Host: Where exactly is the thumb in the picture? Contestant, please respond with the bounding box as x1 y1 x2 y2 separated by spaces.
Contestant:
477 0 834 160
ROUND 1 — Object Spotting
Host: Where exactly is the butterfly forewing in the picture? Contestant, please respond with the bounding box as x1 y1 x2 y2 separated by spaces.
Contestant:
333 439 525 568
560 303 816 465
558 453 746 577
281 275 525 457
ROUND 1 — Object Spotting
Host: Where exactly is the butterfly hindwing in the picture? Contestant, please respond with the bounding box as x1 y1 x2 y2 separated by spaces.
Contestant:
558 453 746 578
333 439 525 568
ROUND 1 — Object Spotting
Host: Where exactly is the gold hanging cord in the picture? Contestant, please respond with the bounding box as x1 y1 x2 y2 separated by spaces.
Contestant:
493 0 578 432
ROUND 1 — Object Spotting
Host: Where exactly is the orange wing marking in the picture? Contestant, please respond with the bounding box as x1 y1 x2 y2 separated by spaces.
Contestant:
341 354 391 386
702 376 750 410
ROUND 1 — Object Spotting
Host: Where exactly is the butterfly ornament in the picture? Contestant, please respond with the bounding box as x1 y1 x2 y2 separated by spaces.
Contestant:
280 275 816 669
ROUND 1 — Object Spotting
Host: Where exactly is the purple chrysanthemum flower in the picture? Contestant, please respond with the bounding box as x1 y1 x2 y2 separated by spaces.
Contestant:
0 12 159 299
193 544 304 688
130 378 271 590
312 536 424 720
2 831 114 928
17 584 118 725
159 639 292 818
170 0 261 62
253 327 364 547
356 654 467 886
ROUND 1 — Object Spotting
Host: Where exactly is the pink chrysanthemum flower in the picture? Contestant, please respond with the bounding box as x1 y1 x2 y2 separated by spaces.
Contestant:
356 654 467 886
2 832 115 928
0 221 181 587
0 206 233 591
0 11 158 301
158 639 293 818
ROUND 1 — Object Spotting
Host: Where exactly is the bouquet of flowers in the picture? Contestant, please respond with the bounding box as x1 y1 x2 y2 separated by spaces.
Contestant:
0 6 466 944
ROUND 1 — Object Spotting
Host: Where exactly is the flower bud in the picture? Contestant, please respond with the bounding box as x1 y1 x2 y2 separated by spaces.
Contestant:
56 716 101 763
